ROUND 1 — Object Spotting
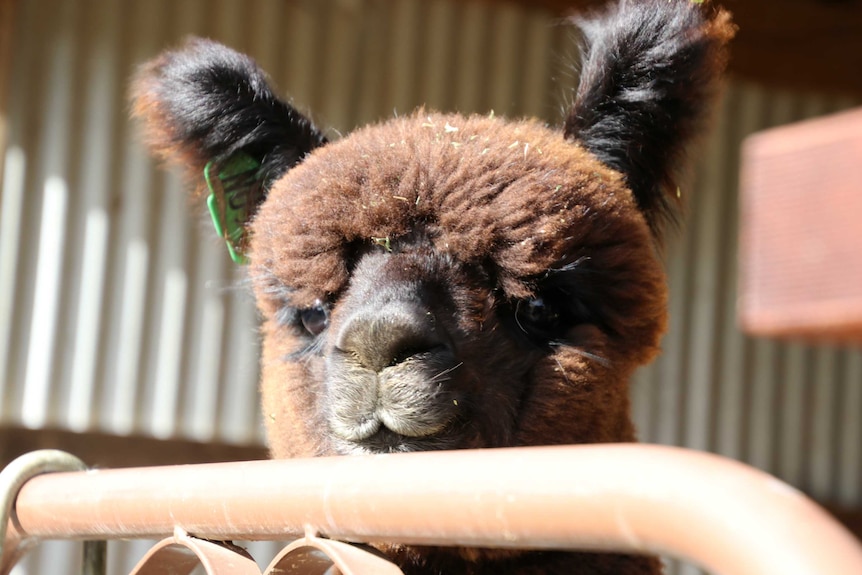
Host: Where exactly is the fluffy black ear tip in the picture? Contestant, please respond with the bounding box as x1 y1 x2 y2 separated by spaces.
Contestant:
130 37 264 173
565 0 735 239
130 36 327 202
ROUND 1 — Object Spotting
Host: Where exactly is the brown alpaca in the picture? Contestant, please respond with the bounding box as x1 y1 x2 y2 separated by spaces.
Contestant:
131 1 734 573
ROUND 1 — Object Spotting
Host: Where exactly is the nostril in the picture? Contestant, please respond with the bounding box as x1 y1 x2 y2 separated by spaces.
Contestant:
336 306 449 372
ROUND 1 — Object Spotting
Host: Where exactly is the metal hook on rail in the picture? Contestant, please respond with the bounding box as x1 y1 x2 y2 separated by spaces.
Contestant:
0 450 106 575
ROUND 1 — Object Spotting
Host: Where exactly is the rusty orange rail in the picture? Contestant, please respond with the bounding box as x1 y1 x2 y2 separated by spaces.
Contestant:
3 445 862 575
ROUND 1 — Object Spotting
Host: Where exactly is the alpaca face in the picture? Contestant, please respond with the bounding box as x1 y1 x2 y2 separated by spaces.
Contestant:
309 245 528 454
131 0 733 464
249 114 668 457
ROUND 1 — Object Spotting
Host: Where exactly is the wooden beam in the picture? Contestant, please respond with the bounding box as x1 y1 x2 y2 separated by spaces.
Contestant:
479 0 862 97
726 0 862 97
0 426 269 469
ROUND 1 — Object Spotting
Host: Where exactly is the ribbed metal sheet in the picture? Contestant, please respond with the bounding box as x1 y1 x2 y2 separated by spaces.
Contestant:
2 1 860 574
632 84 862 500
0 0 574 447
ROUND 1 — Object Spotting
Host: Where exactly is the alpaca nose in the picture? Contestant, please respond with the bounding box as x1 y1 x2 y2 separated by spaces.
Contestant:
335 303 447 372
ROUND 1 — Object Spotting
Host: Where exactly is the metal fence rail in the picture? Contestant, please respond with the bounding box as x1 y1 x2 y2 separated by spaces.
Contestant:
2 445 862 575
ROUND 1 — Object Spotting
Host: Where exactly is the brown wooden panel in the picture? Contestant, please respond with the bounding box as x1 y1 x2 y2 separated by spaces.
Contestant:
481 0 862 96
738 107 862 343
726 0 862 97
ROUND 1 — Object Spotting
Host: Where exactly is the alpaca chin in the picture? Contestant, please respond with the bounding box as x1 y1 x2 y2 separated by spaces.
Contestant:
332 428 468 455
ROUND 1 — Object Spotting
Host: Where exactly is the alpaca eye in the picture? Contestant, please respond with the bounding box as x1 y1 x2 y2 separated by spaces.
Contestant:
516 297 561 333
300 303 329 336
512 291 594 343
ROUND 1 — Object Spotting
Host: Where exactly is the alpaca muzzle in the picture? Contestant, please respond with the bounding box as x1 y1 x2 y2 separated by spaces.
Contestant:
324 301 464 452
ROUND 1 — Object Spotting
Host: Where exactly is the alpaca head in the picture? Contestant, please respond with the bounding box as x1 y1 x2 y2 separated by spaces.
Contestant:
132 0 733 459
250 114 670 457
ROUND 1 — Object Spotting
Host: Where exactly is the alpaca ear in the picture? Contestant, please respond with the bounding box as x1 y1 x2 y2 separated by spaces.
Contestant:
564 0 735 238
131 37 327 262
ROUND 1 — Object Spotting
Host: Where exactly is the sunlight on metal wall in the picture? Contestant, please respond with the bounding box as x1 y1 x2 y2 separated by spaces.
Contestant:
1 0 578 444
1 0 860 574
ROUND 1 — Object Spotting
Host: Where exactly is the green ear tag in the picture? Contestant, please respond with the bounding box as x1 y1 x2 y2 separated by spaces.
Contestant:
204 152 262 265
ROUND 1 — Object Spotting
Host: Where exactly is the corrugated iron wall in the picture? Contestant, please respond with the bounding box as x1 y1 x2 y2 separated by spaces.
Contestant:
2 0 860 573
1 0 577 447
633 84 862 501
